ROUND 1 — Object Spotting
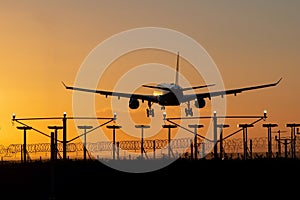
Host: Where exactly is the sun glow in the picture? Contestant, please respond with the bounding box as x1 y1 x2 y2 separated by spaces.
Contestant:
153 90 163 96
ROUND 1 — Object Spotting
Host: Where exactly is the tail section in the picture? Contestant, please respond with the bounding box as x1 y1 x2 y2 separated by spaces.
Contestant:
175 52 179 85
174 52 216 91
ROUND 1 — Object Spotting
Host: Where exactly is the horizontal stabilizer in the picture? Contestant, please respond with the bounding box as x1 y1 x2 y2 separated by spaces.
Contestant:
181 84 215 91
142 85 171 91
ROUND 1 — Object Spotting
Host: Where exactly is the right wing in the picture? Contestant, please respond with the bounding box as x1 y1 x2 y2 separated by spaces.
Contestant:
62 82 159 103
183 78 282 102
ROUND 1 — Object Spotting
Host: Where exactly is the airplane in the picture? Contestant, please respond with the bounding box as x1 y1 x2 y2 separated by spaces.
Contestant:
62 52 282 117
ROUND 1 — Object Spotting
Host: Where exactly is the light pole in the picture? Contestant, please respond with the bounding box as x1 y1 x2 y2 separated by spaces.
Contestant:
262 123 278 159
217 124 230 160
17 126 32 163
162 124 177 159
135 125 150 159
213 111 218 159
188 124 204 160
274 130 287 158
238 124 254 160
106 125 122 160
286 123 300 159
78 125 93 161
62 112 67 160
275 130 281 158
48 126 63 161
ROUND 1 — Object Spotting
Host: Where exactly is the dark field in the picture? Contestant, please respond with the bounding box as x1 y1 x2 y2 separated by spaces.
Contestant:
0 158 299 199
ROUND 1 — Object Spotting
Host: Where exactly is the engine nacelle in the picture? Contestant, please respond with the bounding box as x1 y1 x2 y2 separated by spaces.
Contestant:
194 98 206 108
129 98 139 109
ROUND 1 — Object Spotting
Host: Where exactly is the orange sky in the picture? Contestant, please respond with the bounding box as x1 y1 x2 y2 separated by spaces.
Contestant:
0 1 299 151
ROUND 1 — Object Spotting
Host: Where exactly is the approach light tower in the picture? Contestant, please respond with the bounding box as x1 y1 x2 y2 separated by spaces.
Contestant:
286 123 300 159
217 124 230 160
188 124 204 160
262 123 278 159
106 125 122 160
162 124 177 159
48 125 63 161
238 123 254 160
78 125 93 161
17 126 32 163
135 125 150 159
62 112 67 160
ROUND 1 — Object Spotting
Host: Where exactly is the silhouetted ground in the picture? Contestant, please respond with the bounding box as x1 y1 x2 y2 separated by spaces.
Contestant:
0 158 299 199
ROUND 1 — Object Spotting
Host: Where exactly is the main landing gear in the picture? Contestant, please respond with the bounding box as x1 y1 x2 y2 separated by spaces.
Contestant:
146 101 154 117
185 101 193 117
146 102 194 117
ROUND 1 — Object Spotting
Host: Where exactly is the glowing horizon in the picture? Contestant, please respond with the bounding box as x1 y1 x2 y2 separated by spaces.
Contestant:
0 1 299 153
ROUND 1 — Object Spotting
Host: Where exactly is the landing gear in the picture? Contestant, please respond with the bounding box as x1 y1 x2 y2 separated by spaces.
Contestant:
147 108 154 117
185 101 193 117
185 108 193 117
146 101 154 117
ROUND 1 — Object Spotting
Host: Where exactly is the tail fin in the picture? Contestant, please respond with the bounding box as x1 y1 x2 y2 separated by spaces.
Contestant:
175 52 179 85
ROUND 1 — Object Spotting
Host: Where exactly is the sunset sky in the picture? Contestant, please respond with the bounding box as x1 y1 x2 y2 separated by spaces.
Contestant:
0 0 299 152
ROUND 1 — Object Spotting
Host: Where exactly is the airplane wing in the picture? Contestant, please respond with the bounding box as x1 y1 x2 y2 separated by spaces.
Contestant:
183 78 282 102
62 82 159 103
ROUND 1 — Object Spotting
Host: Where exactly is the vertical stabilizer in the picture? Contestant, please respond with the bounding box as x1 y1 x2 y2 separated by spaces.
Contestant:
175 52 179 85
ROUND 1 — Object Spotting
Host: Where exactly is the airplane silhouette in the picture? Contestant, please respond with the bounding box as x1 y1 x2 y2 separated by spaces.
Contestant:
62 52 282 117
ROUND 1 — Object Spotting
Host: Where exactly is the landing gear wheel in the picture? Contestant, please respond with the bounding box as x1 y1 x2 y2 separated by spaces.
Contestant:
146 101 154 117
185 108 193 117
185 101 194 117
146 108 154 117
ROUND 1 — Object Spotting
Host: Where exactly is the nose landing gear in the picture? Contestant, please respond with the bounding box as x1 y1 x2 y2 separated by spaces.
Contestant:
146 101 154 117
185 101 193 117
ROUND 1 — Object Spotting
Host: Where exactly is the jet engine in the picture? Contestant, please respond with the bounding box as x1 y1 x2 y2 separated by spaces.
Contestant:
194 98 206 108
129 98 139 109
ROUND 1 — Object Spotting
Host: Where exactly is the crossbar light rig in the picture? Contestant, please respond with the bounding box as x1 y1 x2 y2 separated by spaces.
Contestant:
12 112 117 161
163 110 268 159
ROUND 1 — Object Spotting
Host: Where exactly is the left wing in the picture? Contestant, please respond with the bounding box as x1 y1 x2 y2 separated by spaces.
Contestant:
183 78 282 102
62 82 159 103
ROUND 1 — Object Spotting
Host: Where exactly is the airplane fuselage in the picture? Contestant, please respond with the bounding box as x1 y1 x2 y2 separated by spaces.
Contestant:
156 83 183 106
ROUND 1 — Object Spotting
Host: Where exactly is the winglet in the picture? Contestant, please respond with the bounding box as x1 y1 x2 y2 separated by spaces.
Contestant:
276 77 283 85
61 81 69 89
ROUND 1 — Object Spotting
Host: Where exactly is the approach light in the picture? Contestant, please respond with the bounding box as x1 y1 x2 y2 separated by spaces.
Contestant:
113 112 117 121
163 112 167 120
263 110 267 119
